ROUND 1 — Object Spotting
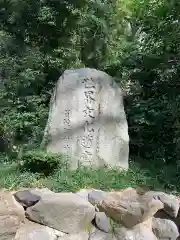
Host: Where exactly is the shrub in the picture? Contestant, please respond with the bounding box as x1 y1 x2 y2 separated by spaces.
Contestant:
20 150 62 176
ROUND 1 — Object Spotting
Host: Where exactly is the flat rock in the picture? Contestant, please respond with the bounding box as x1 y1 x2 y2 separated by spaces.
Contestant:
95 212 111 233
26 192 95 233
152 217 179 240
15 222 64 240
0 191 25 239
145 191 179 217
43 68 129 170
14 190 41 208
97 188 163 228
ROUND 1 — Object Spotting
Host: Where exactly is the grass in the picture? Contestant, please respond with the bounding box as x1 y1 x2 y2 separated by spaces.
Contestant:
1 159 180 195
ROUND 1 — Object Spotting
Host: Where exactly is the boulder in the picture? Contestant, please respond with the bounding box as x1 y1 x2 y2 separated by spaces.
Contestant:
61 232 89 240
0 191 25 239
107 188 139 201
15 187 54 198
174 208 180 231
43 68 129 170
115 224 157 240
154 208 179 223
95 212 111 233
145 191 179 217
76 188 101 201
97 188 163 228
88 189 107 206
15 222 64 240
14 190 41 208
89 228 116 240
154 208 180 233
152 217 179 240
26 192 95 233
29 188 54 198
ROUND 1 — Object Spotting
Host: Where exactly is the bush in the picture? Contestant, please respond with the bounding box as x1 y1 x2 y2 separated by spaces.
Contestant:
20 150 62 176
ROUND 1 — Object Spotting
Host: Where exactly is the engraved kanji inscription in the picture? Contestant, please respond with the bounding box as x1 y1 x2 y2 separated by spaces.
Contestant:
84 90 95 104
83 106 95 119
84 120 94 133
79 134 93 148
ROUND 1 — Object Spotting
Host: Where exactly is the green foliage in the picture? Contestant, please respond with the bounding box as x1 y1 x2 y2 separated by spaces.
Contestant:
20 150 62 176
0 163 43 190
122 0 180 165
1 160 180 194
0 0 86 152
0 0 180 181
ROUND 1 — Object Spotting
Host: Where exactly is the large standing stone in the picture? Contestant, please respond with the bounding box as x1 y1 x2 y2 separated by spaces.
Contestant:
43 68 129 170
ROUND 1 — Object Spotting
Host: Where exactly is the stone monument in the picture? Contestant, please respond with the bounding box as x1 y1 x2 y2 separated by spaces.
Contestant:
43 68 129 169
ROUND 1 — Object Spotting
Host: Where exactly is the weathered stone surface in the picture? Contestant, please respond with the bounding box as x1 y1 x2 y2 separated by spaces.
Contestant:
26 192 95 233
152 217 179 240
97 188 163 228
76 189 96 201
88 189 107 206
0 216 22 240
154 208 180 233
0 191 25 239
43 68 129 170
61 232 89 240
29 188 54 198
89 228 116 240
16 188 54 199
145 191 179 217
174 208 180 231
15 222 64 240
95 212 111 233
14 190 41 208
115 224 158 240
107 188 138 201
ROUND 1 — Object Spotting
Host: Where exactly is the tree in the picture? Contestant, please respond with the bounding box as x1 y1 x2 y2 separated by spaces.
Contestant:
123 0 180 165
0 0 180 170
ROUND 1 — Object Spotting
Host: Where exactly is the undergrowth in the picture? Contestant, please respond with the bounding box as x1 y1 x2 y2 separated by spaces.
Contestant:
0 155 179 195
